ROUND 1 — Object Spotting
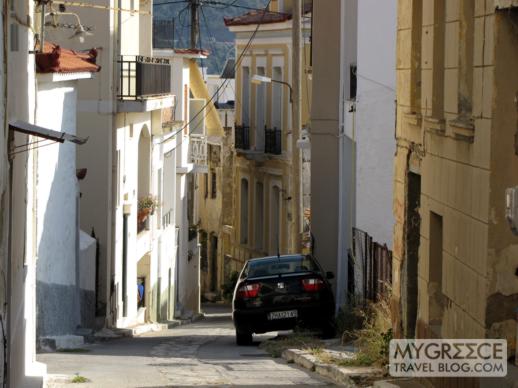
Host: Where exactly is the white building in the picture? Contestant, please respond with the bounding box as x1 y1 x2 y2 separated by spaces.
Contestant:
311 0 396 308
34 43 100 348
42 0 215 327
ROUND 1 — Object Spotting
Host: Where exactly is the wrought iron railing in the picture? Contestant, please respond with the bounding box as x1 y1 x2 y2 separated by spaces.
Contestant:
235 124 250 150
118 55 171 100
265 127 282 155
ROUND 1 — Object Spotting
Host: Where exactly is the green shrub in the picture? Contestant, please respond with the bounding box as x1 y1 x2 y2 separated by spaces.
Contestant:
338 290 393 367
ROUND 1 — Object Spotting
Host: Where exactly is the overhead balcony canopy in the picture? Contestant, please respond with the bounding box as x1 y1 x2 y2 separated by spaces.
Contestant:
117 55 174 112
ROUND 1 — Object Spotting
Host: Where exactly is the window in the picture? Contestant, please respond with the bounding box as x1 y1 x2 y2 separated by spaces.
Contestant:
211 169 217 199
458 0 474 119
431 0 445 118
410 0 423 114
242 67 250 126
240 178 249 244
270 185 281 254
247 256 319 278
255 66 266 151
272 66 283 129
200 231 208 272
255 182 264 250
204 173 208 199
429 212 444 337
349 64 357 100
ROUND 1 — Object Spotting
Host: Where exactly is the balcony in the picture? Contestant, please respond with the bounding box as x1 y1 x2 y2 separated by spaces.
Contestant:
117 55 174 112
265 127 282 155
235 124 250 150
189 134 208 172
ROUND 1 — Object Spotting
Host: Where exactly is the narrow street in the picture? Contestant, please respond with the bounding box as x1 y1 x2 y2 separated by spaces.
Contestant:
39 305 332 387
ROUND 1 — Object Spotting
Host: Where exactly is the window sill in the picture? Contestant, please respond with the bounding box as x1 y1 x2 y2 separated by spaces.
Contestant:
449 117 475 143
403 112 422 127
424 116 446 133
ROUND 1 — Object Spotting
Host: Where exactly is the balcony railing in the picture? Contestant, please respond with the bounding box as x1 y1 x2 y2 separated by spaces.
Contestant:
118 55 171 100
189 134 207 166
265 127 282 155
235 124 250 150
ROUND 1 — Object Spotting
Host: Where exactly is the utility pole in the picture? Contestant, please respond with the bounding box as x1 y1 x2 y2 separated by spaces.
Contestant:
291 0 302 252
190 0 200 49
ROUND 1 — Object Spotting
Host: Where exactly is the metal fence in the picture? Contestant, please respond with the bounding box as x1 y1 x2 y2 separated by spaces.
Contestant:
265 127 282 155
350 227 392 302
235 124 250 150
118 55 171 100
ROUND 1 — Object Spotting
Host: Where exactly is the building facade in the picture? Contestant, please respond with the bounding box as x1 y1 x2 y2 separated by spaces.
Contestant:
311 0 397 308
44 0 191 328
393 0 518 361
223 2 312 275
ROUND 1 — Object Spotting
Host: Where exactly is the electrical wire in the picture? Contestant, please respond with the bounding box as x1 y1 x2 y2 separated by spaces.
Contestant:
160 0 273 150
153 0 189 6
203 0 311 18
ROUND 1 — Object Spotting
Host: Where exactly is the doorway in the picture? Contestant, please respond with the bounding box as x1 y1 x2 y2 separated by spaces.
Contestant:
403 172 420 338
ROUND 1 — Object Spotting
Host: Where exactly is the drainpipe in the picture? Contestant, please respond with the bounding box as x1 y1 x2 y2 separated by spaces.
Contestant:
122 208 129 318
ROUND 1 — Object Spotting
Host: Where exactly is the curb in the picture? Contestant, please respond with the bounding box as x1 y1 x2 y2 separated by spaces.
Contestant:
95 313 205 339
282 348 384 387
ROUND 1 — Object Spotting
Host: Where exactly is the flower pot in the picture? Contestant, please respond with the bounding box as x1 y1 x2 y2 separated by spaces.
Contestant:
138 208 151 224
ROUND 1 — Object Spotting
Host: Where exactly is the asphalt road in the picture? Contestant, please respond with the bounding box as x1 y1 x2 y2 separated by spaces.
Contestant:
39 305 333 387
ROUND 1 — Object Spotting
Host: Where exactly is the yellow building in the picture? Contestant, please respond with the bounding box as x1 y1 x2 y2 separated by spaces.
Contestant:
221 1 313 275
393 0 518 358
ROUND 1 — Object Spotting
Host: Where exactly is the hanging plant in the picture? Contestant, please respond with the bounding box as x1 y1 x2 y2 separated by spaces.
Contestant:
138 195 159 213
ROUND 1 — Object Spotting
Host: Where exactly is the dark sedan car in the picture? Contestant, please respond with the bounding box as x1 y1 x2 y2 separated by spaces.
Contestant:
232 254 336 345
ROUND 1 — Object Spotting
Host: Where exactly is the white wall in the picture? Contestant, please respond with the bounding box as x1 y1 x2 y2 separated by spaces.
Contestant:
35 79 91 339
8 0 47 385
36 82 78 287
355 0 397 248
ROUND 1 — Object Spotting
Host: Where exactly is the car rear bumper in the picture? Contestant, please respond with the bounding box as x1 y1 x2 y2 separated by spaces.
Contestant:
233 303 334 334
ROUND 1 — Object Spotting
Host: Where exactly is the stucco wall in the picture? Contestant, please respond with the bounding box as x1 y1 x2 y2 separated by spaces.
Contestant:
35 80 81 337
355 0 397 248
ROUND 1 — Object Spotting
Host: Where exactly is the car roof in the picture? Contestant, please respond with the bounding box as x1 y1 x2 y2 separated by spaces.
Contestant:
248 254 307 264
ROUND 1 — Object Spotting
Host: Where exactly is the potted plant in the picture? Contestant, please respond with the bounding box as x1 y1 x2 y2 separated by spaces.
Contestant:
138 195 159 224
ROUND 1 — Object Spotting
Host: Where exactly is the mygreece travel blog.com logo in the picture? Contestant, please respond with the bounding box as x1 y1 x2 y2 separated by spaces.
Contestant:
389 339 508 377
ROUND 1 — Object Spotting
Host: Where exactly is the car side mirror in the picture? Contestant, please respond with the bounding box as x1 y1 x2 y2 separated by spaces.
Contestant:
326 271 335 280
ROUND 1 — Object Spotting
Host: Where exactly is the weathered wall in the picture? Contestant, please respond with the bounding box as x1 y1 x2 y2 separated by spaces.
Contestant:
393 0 518 355
487 8 518 356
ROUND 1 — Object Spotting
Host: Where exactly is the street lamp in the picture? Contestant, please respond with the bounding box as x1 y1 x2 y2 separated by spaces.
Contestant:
251 74 293 104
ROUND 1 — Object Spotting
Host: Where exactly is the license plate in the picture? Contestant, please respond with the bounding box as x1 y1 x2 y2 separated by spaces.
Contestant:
268 310 298 320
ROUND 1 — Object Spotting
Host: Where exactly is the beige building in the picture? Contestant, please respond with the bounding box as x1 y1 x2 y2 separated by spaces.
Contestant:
393 0 518 360
222 1 312 275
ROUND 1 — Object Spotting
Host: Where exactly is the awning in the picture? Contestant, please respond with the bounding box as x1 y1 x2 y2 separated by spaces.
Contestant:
9 120 88 145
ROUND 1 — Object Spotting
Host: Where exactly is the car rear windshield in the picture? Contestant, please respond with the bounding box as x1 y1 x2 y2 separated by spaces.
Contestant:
247 256 319 278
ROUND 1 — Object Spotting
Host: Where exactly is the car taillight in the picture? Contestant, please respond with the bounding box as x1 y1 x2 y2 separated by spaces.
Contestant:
302 278 324 292
237 283 260 299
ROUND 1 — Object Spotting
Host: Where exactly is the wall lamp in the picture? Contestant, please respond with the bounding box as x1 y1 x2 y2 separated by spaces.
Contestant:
251 74 293 104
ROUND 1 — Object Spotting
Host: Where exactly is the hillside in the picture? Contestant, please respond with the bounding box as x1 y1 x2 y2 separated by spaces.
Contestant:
153 0 268 73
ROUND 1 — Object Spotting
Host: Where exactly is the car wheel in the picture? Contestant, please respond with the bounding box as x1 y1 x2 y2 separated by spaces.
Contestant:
236 329 253 346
